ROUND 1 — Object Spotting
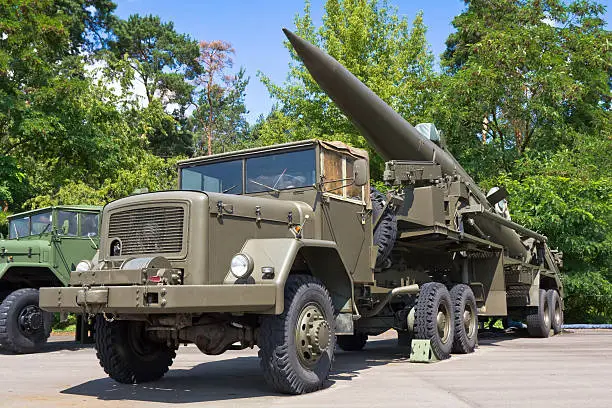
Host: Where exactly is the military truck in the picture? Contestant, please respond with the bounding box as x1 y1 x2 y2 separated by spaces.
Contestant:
0 205 101 353
40 30 563 395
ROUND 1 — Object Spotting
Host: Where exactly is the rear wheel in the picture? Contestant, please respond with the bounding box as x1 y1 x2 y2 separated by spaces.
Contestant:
450 284 478 353
337 332 367 351
0 288 53 353
94 316 176 383
547 289 563 335
258 275 335 394
526 289 551 338
414 282 454 360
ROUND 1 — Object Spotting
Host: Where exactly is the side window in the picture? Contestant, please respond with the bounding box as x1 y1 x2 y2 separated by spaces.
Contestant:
57 211 77 236
80 213 99 237
321 149 364 201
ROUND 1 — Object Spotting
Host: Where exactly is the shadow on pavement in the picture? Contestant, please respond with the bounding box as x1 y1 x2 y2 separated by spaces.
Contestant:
0 338 93 355
61 339 409 403
60 334 522 404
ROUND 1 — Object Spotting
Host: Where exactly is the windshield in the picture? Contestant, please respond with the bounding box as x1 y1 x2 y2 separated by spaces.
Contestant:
246 149 316 193
181 159 243 194
8 211 53 239
180 148 316 195
30 212 53 235
8 217 29 239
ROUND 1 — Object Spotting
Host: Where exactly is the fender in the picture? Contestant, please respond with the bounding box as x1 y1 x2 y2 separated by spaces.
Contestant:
224 238 354 315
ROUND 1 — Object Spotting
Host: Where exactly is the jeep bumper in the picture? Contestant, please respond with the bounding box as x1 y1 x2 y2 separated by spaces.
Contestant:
39 284 277 314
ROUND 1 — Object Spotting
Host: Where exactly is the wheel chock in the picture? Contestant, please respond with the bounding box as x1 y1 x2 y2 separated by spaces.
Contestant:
409 339 439 363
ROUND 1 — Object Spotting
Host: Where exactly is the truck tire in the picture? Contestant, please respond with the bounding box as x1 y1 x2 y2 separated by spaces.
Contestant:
414 282 454 360
371 187 397 267
337 332 367 351
526 289 551 338
0 288 53 353
450 284 478 354
258 274 335 394
94 316 176 383
547 289 563 335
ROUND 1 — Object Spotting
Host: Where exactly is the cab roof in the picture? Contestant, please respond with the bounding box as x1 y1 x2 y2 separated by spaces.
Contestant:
178 139 368 168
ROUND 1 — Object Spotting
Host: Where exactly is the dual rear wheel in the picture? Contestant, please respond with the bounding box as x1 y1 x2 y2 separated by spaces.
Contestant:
414 282 478 360
526 289 563 338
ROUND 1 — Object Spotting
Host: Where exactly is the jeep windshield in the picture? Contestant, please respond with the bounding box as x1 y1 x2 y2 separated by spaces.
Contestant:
180 148 316 195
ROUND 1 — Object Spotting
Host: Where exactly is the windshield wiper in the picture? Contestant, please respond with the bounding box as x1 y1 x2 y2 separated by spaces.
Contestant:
40 223 51 235
248 179 279 193
222 184 238 194
13 224 19 239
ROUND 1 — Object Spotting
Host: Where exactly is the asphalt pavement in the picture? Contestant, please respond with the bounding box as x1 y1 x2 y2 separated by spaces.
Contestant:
1 329 611 407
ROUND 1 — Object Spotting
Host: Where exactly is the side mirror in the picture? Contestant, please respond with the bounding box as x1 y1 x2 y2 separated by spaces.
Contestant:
353 159 368 187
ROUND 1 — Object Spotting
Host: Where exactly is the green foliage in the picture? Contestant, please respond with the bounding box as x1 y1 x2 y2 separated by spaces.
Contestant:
29 153 181 208
52 312 78 331
259 0 437 176
490 134 612 274
438 0 610 178
108 14 199 107
563 271 612 324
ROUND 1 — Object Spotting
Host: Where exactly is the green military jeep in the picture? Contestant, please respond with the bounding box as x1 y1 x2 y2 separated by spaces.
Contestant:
0 205 101 353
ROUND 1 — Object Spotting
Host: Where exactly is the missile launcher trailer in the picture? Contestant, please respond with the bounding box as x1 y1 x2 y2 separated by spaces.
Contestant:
40 30 563 394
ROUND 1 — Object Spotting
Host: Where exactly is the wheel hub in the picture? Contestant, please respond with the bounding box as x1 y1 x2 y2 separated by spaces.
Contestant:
436 306 451 343
463 306 476 337
18 305 43 334
295 304 329 367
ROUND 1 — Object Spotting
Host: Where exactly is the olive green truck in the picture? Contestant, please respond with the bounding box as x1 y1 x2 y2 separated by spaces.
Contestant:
40 30 563 394
1 205 101 353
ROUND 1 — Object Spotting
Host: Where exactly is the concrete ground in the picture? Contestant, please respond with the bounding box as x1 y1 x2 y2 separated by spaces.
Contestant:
1 330 611 408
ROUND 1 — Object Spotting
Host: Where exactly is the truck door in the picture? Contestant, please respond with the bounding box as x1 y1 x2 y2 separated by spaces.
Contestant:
320 147 373 283
53 211 99 278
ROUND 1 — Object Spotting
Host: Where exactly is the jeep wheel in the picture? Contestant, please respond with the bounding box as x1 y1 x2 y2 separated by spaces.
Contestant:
547 289 563 335
337 332 367 351
450 284 478 354
94 316 176 383
526 289 551 338
0 288 53 353
414 282 454 360
258 275 335 394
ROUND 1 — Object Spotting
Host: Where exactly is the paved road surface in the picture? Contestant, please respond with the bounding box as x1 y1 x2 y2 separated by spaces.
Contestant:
1 330 611 407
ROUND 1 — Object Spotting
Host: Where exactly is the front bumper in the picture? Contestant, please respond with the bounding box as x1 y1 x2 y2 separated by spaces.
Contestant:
40 284 277 314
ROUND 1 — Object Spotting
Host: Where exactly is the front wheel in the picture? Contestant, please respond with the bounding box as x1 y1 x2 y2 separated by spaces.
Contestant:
0 288 53 353
258 275 335 394
95 316 176 383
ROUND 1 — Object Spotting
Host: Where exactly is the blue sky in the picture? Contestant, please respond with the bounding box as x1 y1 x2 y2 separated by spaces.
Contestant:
114 0 611 123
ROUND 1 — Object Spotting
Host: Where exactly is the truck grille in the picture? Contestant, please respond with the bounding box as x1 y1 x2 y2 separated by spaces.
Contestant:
108 206 185 255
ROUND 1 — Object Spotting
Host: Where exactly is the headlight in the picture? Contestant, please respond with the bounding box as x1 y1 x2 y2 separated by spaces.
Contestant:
75 260 93 272
230 253 253 278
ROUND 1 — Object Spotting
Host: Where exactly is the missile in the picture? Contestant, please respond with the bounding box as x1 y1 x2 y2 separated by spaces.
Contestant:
283 28 530 260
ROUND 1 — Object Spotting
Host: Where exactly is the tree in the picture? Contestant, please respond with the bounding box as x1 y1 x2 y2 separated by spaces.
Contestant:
260 0 436 174
191 40 250 155
438 0 610 177
0 0 129 209
109 14 199 108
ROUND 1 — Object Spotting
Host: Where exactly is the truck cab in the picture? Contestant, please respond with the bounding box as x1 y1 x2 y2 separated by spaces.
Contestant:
0 205 101 353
